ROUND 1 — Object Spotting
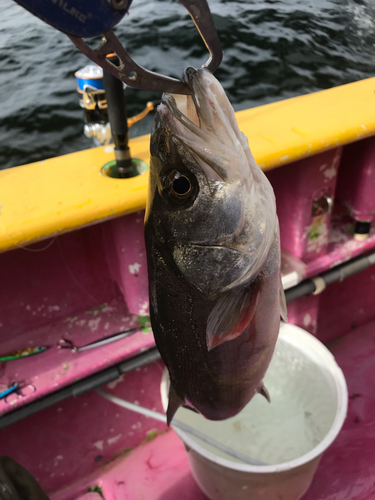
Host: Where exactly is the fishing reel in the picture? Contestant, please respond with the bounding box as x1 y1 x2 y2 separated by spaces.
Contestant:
75 65 111 146
75 65 157 147
15 0 223 175
75 63 155 176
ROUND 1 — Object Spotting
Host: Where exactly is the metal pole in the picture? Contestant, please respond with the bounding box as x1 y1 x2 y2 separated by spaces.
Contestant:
103 55 133 178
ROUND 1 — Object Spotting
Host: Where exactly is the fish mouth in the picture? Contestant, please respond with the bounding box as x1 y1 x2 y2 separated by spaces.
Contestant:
157 67 245 183
159 69 213 155
160 66 221 135
161 67 201 127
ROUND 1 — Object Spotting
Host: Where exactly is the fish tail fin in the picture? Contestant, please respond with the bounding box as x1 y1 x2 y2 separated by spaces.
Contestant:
258 383 271 403
167 384 185 426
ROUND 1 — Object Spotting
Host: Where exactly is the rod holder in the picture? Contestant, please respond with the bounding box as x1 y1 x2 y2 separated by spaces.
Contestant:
103 55 134 178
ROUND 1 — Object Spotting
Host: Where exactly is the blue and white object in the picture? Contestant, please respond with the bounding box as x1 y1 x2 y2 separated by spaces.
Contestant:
12 0 132 38
75 65 104 93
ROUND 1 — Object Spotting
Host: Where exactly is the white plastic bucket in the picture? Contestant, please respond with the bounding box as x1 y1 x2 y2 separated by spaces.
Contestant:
160 323 348 500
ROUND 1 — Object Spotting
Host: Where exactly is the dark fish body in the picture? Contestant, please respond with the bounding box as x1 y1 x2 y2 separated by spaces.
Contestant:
145 68 286 423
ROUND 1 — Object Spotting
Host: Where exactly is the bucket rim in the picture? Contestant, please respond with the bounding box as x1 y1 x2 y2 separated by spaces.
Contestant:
160 323 348 474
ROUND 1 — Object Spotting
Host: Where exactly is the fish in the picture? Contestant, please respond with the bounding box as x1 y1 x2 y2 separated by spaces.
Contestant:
0 455 50 500
144 67 287 425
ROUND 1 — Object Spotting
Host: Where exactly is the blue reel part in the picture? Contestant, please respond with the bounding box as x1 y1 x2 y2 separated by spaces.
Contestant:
75 65 104 92
13 0 133 37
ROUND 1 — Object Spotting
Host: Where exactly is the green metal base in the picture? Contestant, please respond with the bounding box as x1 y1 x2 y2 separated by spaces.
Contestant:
101 158 149 179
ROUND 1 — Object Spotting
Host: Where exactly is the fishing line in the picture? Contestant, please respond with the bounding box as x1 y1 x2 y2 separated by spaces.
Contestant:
0 215 56 252
96 388 267 466
14 238 56 252
57 237 104 308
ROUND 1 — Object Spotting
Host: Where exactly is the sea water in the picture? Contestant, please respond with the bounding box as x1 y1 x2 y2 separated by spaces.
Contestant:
2 0 375 170
174 337 337 465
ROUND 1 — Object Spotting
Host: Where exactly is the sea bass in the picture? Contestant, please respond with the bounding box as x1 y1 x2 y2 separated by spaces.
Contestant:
145 67 287 425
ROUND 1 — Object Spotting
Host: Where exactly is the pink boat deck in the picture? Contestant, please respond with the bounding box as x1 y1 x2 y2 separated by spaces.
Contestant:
1 135 375 499
61 320 375 500
1 317 374 500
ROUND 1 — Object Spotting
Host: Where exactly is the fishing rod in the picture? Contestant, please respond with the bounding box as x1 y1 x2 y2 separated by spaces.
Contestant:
285 250 375 303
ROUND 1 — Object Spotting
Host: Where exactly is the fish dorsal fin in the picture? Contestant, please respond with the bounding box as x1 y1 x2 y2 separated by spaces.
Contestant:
206 283 261 351
167 384 185 426
279 277 288 323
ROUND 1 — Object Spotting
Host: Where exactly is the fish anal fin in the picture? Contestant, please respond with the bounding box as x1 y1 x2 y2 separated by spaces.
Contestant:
280 277 288 323
183 404 199 414
167 384 185 426
206 284 261 352
258 383 271 403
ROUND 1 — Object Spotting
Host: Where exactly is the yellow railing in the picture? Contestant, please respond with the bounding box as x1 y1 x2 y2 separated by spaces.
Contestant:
1 77 375 253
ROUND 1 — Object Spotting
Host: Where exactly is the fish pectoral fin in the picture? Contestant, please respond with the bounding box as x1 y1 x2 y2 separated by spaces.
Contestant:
206 284 260 351
258 383 271 403
167 384 185 426
280 277 288 323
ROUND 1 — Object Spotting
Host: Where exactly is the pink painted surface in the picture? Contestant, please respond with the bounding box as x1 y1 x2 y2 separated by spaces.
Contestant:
0 359 168 493
303 202 375 279
75 494 101 500
1 136 375 499
285 294 322 336
103 211 149 317
0 318 154 415
285 206 375 339
0 216 154 416
303 319 375 500
51 431 207 500
1 137 374 419
314 264 375 344
47 318 374 500
1 315 374 500
267 147 342 263
335 136 375 222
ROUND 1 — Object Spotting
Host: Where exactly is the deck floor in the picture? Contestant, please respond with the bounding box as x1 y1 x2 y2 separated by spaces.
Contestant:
50 318 375 500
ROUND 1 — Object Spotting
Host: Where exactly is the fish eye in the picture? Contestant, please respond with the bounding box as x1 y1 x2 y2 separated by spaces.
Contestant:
162 169 198 207
172 175 191 196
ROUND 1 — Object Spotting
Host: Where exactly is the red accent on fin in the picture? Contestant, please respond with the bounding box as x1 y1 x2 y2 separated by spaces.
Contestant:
206 283 261 351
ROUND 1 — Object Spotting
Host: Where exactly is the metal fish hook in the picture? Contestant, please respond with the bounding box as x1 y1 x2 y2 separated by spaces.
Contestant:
68 0 222 94
58 328 138 353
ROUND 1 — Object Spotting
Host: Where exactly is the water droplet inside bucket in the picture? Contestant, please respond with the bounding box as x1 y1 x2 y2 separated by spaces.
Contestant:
174 337 338 465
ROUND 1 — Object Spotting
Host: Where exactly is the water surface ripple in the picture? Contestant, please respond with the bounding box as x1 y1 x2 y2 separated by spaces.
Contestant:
1 0 374 169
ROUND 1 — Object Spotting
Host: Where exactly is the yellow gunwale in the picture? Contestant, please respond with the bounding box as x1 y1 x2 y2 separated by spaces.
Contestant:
1 77 375 253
